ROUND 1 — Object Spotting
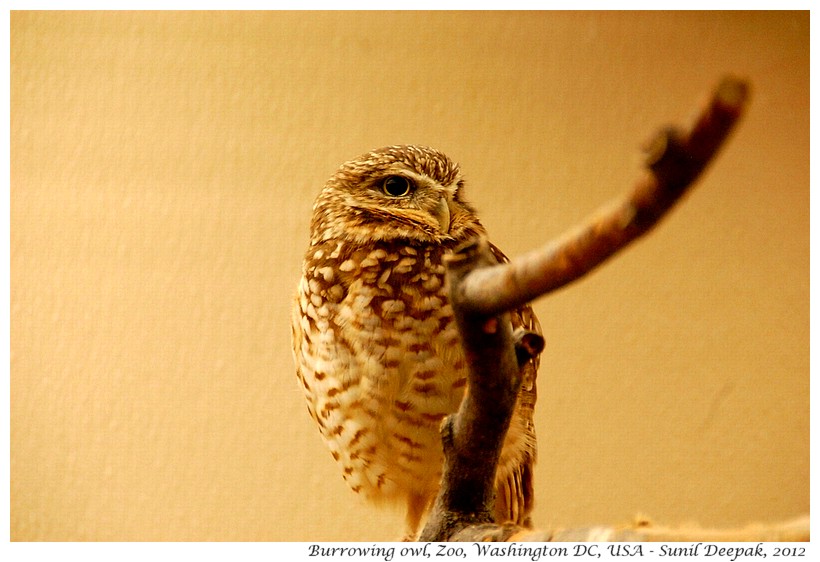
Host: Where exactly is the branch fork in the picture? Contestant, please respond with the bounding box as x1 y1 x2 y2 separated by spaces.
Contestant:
416 76 801 543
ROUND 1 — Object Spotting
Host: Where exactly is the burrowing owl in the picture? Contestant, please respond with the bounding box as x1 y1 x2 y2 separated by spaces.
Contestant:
292 145 540 538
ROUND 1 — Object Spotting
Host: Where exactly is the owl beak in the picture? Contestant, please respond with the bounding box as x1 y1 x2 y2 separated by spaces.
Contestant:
433 197 451 233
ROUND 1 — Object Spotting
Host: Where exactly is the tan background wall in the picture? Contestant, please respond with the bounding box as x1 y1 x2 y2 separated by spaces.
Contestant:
11 11 808 541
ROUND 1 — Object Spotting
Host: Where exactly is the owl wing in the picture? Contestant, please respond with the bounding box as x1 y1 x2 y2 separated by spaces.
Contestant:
488 241 541 527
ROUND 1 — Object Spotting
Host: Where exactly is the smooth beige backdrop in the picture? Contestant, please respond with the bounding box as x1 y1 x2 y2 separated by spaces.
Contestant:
11 11 808 541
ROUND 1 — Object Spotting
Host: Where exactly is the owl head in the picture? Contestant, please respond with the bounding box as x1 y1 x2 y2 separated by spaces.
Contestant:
310 145 486 246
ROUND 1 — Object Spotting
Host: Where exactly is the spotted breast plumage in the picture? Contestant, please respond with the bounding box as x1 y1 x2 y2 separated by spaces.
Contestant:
292 145 541 538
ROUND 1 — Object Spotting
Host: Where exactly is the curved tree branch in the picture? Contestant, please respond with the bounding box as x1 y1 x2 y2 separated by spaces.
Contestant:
455 76 750 317
417 76 800 543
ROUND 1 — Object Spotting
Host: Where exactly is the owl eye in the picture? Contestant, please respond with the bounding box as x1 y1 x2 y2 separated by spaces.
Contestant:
382 176 413 197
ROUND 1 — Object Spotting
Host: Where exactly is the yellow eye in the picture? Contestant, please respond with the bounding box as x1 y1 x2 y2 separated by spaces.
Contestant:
382 176 413 197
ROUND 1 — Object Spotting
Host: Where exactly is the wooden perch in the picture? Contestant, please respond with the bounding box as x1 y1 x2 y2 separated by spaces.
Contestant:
443 514 811 543
418 239 538 542
455 75 750 317
419 76 808 542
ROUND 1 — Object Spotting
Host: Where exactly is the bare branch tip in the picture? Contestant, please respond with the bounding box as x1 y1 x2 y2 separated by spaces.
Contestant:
716 75 751 110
